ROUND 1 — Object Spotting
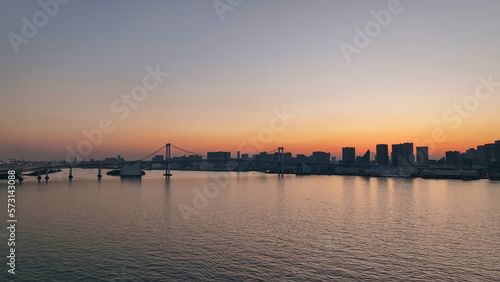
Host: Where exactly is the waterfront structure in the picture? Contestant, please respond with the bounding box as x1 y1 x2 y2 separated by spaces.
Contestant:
416 146 429 166
342 147 355 164
207 151 231 168
392 143 414 166
376 144 389 166
446 151 461 167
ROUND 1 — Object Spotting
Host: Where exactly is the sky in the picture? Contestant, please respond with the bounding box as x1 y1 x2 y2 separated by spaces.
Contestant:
1 0 500 161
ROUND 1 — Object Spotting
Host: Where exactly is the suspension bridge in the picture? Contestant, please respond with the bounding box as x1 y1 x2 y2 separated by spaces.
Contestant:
1 143 326 181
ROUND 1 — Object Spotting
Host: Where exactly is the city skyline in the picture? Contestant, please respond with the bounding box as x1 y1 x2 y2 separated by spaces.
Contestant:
4 139 498 165
2 0 500 161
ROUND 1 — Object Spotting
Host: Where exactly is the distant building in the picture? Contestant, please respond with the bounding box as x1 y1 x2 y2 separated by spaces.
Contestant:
376 144 389 166
392 143 414 166
401 143 414 165
104 157 118 163
152 155 164 162
207 151 231 169
173 155 203 169
461 153 472 167
391 144 401 166
311 151 331 164
358 150 370 165
296 154 308 162
464 141 500 166
466 148 476 164
485 143 497 163
207 151 230 159
342 147 355 164
495 140 500 161
416 146 429 165
445 151 461 167
476 145 487 166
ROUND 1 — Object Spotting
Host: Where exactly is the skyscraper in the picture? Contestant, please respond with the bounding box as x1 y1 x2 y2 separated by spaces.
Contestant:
401 143 414 165
416 146 429 165
392 143 414 166
445 151 461 167
311 151 331 164
391 144 401 166
376 144 389 166
342 147 355 164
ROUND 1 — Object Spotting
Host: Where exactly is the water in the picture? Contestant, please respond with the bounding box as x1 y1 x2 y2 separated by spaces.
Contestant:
1 169 499 281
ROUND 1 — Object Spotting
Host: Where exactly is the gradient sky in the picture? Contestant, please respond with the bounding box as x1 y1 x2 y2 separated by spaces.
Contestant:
1 0 500 161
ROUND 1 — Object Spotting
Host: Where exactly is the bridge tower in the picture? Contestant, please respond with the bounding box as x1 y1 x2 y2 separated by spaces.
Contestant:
45 166 50 180
164 143 172 177
278 147 284 175
68 165 73 179
97 163 102 179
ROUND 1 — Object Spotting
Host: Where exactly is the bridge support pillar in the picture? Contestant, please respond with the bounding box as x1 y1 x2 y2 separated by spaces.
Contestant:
237 151 240 172
69 165 73 179
18 170 23 182
45 166 49 180
37 171 41 181
164 143 172 177
97 163 102 178
278 147 284 175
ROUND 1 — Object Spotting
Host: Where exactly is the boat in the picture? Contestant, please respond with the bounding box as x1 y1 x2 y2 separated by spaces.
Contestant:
106 162 145 177
106 169 146 176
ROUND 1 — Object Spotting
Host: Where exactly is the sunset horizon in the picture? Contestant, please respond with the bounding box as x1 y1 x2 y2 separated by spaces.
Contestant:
2 1 500 162
1 1 500 281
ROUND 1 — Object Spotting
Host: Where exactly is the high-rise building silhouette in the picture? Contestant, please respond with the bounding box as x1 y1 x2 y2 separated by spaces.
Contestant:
401 143 414 165
476 145 487 165
376 144 389 166
445 151 461 167
416 146 429 165
342 147 355 164
392 143 414 166
391 144 401 166
495 140 500 162
207 151 231 168
358 150 370 165
152 155 164 162
311 151 331 164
